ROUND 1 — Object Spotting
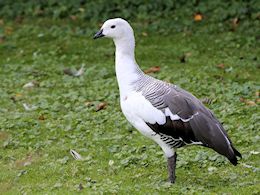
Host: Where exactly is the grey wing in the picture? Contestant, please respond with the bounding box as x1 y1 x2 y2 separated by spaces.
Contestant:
142 81 241 165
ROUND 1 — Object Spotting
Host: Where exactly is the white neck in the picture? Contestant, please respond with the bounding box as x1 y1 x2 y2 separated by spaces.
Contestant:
114 36 142 96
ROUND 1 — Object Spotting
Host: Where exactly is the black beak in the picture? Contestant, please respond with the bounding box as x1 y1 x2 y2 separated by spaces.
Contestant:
93 29 104 39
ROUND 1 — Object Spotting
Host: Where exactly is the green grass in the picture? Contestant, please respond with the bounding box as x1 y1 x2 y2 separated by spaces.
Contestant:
0 18 259 194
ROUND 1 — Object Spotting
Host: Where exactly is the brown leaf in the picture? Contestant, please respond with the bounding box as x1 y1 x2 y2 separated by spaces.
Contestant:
240 97 257 106
216 63 225 69
38 115 45 121
96 102 107 112
194 13 203 21
84 101 94 107
245 100 256 106
0 19 4 25
144 66 160 74
255 91 259 98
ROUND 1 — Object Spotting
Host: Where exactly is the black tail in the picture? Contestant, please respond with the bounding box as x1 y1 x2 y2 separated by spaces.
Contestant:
229 146 242 166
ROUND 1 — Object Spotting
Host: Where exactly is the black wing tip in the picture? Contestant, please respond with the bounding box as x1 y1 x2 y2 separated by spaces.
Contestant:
233 147 242 158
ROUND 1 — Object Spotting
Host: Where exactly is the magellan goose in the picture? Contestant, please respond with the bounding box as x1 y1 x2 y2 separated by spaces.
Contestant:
94 18 241 183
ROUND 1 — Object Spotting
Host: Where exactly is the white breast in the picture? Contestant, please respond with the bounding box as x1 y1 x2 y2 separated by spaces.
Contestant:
120 91 165 137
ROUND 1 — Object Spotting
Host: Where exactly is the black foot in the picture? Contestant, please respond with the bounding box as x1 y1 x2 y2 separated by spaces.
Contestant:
167 153 177 184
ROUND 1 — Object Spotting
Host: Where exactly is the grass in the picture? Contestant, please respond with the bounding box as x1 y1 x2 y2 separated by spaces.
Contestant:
0 18 259 194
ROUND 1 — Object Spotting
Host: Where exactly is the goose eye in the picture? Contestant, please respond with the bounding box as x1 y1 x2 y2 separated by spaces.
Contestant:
111 25 116 29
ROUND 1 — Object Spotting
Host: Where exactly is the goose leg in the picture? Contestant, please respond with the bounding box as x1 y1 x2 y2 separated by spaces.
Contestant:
167 152 177 183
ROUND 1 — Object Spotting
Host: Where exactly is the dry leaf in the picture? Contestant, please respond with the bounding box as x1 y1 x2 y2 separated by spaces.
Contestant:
245 100 256 106
64 64 85 77
96 102 107 111
240 97 257 106
194 13 203 21
84 101 94 107
216 63 225 69
23 103 37 111
23 81 39 89
144 66 160 74
255 91 259 97
0 19 4 25
70 149 82 160
38 115 45 120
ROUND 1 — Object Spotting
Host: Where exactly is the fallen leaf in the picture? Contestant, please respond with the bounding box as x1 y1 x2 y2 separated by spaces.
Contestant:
256 91 259 97
64 64 85 77
216 63 225 69
144 66 160 74
194 13 203 21
38 115 45 120
245 100 256 106
23 103 37 111
0 19 4 25
250 151 260 155
240 97 257 106
70 149 83 160
85 101 94 107
23 81 39 89
96 102 107 111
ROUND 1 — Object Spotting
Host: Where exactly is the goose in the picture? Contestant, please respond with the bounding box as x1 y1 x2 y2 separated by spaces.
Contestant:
93 18 241 183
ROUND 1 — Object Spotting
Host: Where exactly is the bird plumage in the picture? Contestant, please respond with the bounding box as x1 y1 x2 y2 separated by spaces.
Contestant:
94 18 241 183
